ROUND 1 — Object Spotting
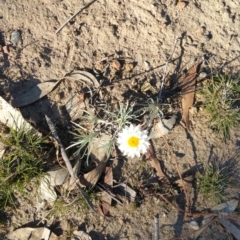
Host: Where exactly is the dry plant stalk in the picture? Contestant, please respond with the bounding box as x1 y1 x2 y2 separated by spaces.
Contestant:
56 0 98 34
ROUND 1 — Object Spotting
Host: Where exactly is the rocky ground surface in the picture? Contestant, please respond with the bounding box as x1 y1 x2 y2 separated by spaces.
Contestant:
0 0 240 239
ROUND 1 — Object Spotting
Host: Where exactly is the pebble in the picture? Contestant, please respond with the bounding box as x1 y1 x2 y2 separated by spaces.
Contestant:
199 72 207 78
202 33 212 42
124 62 134 72
11 30 22 46
177 1 188 9
189 220 200 230
159 22 167 29
54 93 61 101
111 60 121 71
144 61 151 70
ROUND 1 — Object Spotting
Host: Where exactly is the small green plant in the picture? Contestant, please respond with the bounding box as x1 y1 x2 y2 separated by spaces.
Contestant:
67 102 139 163
197 162 229 204
0 126 48 209
201 73 240 140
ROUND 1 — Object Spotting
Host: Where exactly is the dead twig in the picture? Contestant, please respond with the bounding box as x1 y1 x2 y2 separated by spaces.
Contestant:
158 36 179 102
198 54 240 83
158 193 185 213
154 214 160 240
158 193 240 221
55 0 98 34
165 217 217 240
45 115 76 180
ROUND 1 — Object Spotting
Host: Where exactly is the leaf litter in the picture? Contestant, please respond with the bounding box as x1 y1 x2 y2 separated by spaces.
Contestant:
11 80 61 108
181 59 203 130
1 23 239 240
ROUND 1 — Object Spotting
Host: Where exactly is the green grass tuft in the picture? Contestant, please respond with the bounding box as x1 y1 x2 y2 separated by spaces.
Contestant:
197 162 229 204
201 73 240 140
0 126 48 209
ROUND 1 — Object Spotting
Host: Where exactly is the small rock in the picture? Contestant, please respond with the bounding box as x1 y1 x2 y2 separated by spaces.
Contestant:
124 62 134 72
159 22 167 29
141 82 152 92
196 26 206 36
144 61 151 70
11 30 22 46
202 33 212 42
111 60 121 71
189 107 198 115
94 61 105 72
199 72 207 78
54 93 61 101
177 1 188 8
189 220 200 230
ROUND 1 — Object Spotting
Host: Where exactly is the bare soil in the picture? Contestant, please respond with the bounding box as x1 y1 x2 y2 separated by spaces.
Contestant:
0 0 240 239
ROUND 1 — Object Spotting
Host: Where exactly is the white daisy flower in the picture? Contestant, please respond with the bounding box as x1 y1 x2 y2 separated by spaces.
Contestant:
117 124 150 158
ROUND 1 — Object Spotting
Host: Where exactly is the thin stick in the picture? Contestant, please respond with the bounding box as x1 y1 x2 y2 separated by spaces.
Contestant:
165 217 216 240
158 193 185 213
158 37 179 101
55 0 98 34
45 115 76 179
154 214 160 240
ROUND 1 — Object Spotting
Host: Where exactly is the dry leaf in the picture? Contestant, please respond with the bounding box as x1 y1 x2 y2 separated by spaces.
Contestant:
80 134 112 187
73 231 92 240
67 71 100 88
80 161 107 188
66 93 85 120
99 167 113 216
11 80 61 107
175 175 194 190
117 183 136 201
145 143 168 181
218 219 240 240
111 60 121 71
47 167 69 186
150 115 177 139
90 134 112 163
39 175 57 204
0 96 41 136
181 60 203 130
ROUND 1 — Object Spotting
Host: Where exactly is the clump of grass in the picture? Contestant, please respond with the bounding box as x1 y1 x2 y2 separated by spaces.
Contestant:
197 162 229 204
201 73 240 140
0 126 48 209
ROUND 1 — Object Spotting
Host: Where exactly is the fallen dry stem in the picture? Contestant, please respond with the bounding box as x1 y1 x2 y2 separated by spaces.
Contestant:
158 36 179 101
158 193 240 220
165 217 216 240
45 115 76 180
55 0 98 34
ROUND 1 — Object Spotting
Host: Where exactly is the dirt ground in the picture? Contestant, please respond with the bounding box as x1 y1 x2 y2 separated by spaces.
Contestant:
0 0 240 239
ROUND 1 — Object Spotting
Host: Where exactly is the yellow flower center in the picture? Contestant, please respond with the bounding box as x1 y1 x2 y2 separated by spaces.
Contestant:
127 136 140 148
